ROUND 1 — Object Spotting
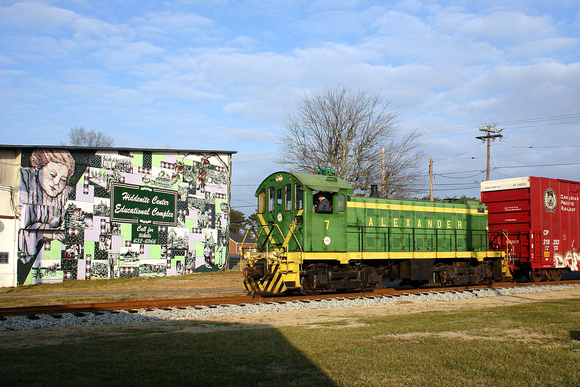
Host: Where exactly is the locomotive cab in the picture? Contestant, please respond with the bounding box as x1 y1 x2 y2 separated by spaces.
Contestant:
242 172 353 294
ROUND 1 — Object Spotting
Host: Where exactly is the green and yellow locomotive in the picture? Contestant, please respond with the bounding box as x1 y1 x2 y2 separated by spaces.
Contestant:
241 171 509 294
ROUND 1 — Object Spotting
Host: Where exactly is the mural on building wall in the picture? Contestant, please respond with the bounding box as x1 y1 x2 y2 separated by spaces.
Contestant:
17 148 231 285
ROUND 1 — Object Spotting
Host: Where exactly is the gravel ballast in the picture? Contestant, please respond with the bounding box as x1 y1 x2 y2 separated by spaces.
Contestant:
1 284 579 331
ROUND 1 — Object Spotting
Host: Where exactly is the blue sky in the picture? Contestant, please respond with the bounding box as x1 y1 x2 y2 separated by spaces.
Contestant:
1 0 580 213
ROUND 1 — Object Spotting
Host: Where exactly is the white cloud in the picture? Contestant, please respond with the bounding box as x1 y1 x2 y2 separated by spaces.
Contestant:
371 10 431 36
223 127 278 144
447 62 580 119
224 99 285 121
92 39 165 67
432 9 476 35
140 79 222 101
457 11 556 44
3 35 71 60
144 11 214 32
0 1 120 37
0 1 77 32
70 16 120 37
393 0 423 14
198 51 298 87
510 37 579 60
0 55 12 65
308 0 360 11
228 36 257 48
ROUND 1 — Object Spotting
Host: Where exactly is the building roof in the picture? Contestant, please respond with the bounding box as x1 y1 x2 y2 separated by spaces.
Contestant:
0 144 237 155
230 233 255 244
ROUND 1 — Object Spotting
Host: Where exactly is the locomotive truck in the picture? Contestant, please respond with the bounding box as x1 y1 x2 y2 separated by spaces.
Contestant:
241 171 511 294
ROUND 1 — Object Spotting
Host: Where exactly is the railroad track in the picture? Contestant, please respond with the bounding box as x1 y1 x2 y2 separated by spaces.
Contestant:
1 279 578 318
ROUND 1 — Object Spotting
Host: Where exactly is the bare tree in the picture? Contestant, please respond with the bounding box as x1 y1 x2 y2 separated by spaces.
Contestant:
67 127 114 147
277 85 426 197
378 128 426 198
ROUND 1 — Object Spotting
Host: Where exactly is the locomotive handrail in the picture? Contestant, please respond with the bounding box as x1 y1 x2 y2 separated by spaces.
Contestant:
265 221 303 253
247 221 303 254
239 227 259 256
258 224 278 252
283 220 303 253
269 223 286 249
240 225 271 254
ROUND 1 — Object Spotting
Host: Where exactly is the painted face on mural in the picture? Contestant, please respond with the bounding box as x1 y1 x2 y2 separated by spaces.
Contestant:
38 161 69 197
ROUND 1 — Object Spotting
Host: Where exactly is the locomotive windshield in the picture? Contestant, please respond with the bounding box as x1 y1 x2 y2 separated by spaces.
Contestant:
257 180 303 213
268 187 275 213
285 184 292 211
257 189 266 214
295 183 303 210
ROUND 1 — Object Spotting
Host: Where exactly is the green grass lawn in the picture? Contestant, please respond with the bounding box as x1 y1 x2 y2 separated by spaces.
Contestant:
1 298 579 386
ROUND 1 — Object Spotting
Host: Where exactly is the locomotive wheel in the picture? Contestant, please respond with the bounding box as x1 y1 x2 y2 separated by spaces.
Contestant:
300 276 321 295
529 270 544 282
546 269 563 281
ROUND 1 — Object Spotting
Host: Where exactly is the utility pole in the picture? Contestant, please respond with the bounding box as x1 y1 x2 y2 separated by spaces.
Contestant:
429 156 434 201
381 147 386 198
476 124 503 181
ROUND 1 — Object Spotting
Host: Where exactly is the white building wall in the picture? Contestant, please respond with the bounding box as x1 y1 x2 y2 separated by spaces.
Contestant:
0 149 21 287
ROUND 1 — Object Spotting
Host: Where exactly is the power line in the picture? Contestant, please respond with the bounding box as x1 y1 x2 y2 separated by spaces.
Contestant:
433 159 580 176
435 172 482 179
495 113 580 127
426 113 580 138
502 120 580 130
495 161 580 169
511 145 580 149
433 182 481 186
434 147 480 162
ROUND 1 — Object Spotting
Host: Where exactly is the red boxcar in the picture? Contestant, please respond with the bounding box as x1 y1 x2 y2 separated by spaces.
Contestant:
481 176 580 282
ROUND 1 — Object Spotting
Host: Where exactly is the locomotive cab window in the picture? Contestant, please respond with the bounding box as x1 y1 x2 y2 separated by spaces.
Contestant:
337 194 346 212
295 183 303 210
258 189 266 214
285 184 292 211
268 187 275 213
314 191 332 213
277 188 283 207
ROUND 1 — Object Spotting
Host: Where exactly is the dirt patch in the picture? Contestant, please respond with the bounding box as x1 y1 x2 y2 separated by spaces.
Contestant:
375 328 555 344
0 272 246 307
